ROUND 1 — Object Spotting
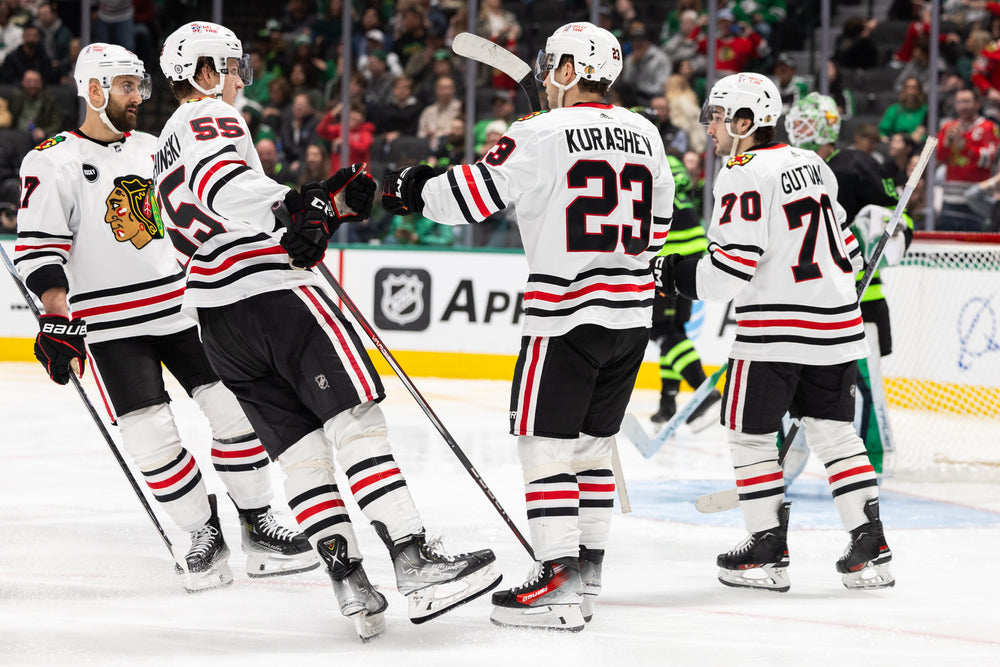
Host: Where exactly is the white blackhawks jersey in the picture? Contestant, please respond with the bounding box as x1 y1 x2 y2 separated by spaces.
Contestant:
14 130 192 344
421 103 674 338
696 144 868 364
152 96 316 315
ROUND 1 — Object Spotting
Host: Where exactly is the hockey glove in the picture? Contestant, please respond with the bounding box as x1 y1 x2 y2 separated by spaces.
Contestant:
34 314 87 385
324 162 377 222
652 254 681 297
380 164 435 215
277 185 331 270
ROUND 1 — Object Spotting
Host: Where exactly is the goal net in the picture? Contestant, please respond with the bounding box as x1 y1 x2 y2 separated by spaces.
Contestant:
880 233 1000 481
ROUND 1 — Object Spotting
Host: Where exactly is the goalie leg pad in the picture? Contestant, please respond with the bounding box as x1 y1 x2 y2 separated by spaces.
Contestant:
118 403 211 532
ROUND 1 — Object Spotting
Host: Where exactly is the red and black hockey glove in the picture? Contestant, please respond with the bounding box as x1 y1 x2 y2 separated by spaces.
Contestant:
651 254 681 297
277 185 330 270
34 314 87 385
380 164 435 215
323 162 377 222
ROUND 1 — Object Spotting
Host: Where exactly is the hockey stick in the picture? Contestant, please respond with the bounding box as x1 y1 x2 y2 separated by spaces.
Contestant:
621 363 727 458
313 262 536 559
610 437 631 514
451 32 542 113
855 136 935 300
0 244 184 568
693 420 800 513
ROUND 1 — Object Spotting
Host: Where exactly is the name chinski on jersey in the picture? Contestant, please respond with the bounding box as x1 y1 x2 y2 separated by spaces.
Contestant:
565 126 653 156
153 133 181 179
780 163 824 194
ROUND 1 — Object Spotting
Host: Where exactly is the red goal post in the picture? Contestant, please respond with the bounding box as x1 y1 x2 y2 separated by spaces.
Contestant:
879 231 1000 480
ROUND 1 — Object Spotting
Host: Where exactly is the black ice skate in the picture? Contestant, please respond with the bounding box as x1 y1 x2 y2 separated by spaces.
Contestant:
374 522 501 624
318 535 388 641
579 546 604 623
490 557 585 631
686 389 722 432
175 494 233 593
236 502 320 578
650 382 678 424
717 502 791 592
837 498 894 590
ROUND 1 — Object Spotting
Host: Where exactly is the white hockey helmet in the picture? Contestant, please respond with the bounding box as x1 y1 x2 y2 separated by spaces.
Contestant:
160 21 251 96
785 92 842 150
700 72 782 129
536 21 623 88
75 43 150 99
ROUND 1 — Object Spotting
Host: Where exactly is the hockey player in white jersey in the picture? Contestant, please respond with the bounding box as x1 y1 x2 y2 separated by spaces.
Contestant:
382 22 674 631
656 73 893 591
13 43 317 592
154 22 500 640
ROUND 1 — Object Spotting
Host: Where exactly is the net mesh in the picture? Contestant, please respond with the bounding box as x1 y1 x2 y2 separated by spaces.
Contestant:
880 239 1000 481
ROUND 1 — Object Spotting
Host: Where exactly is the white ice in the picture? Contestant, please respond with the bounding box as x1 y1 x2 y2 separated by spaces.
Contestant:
1 362 998 666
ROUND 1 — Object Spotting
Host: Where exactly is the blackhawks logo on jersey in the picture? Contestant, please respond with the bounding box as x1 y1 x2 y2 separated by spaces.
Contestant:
104 175 164 250
726 153 755 168
33 135 66 151
516 109 550 122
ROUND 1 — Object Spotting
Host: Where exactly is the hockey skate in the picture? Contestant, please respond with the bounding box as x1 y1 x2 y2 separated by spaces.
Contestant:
175 494 233 593
318 535 388 641
236 503 320 578
717 502 791 592
650 383 678 424
686 389 722 432
374 522 501 624
490 557 585 632
837 499 894 590
579 547 604 623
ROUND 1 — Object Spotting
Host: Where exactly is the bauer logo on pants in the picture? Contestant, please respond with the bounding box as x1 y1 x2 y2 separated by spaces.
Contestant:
374 268 431 331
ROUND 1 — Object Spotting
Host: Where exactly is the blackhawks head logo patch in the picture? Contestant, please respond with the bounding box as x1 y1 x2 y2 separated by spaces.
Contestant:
104 175 164 250
726 153 755 168
33 135 66 151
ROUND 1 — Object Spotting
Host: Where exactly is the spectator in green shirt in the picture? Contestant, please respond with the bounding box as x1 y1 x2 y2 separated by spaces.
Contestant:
879 76 928 144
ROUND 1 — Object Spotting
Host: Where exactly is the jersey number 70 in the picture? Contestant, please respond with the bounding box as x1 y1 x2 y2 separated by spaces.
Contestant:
565 160 652 255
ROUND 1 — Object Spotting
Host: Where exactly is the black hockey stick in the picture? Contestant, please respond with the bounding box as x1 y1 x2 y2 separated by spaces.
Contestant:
0 244 183 564
451 32 542 113
314 262 536 559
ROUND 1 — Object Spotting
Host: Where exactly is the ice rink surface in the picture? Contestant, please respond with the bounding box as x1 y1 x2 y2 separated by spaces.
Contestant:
2 361 998 666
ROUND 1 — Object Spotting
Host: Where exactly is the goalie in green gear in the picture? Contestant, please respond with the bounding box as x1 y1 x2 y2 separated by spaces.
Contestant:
782 93 914 479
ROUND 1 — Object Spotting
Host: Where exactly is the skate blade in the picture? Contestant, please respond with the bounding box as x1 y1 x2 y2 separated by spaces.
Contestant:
490 602 586 632
718 565 790 592
842 562 895 590
581 594 596 623
244 550 321 578
180 562 235 594
352 610 387 641
408 563 502 624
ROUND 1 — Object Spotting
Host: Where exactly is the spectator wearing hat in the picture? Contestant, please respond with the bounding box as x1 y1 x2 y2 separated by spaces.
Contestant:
353 7 392 56
695 9 767 76
621 21 671 107
358 29 403 79
476 119 509 160
772 53 809 114
414 48 463 107
417 75 462 150
473 90 516 154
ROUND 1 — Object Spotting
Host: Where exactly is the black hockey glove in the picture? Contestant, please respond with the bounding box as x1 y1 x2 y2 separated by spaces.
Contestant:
324 162 377 222
34 314 87 385
277 185 331 270
381 164 435 215
652 254 681 297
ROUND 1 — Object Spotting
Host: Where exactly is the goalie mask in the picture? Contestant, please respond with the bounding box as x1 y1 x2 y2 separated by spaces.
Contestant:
74 43 151 135
785 92 842 151
160 21 252 99
700 72 782 154
536 22 622 108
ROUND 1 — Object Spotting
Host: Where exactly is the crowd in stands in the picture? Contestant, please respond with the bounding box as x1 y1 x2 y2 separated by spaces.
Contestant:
3 0 1000 241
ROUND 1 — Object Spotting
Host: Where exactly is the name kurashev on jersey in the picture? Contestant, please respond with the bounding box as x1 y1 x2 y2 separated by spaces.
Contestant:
564 124 655 156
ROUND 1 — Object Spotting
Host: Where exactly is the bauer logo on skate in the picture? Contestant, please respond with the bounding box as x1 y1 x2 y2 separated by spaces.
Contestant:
374 269 431 331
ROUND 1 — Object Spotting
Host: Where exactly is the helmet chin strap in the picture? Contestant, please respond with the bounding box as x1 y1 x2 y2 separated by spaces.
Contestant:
87 89 122 135
549 71 581 109
725 119 756 158
191 73 225 99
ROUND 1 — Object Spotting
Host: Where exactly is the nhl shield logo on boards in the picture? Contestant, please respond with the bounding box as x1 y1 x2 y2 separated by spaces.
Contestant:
374 268 431 331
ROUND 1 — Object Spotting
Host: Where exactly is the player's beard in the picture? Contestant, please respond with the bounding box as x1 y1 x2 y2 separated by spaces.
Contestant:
106 97 139 133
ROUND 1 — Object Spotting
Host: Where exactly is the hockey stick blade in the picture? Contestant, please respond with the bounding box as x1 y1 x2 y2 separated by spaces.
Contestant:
624 364 727 459
452 32 541 112
694 421 801 513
